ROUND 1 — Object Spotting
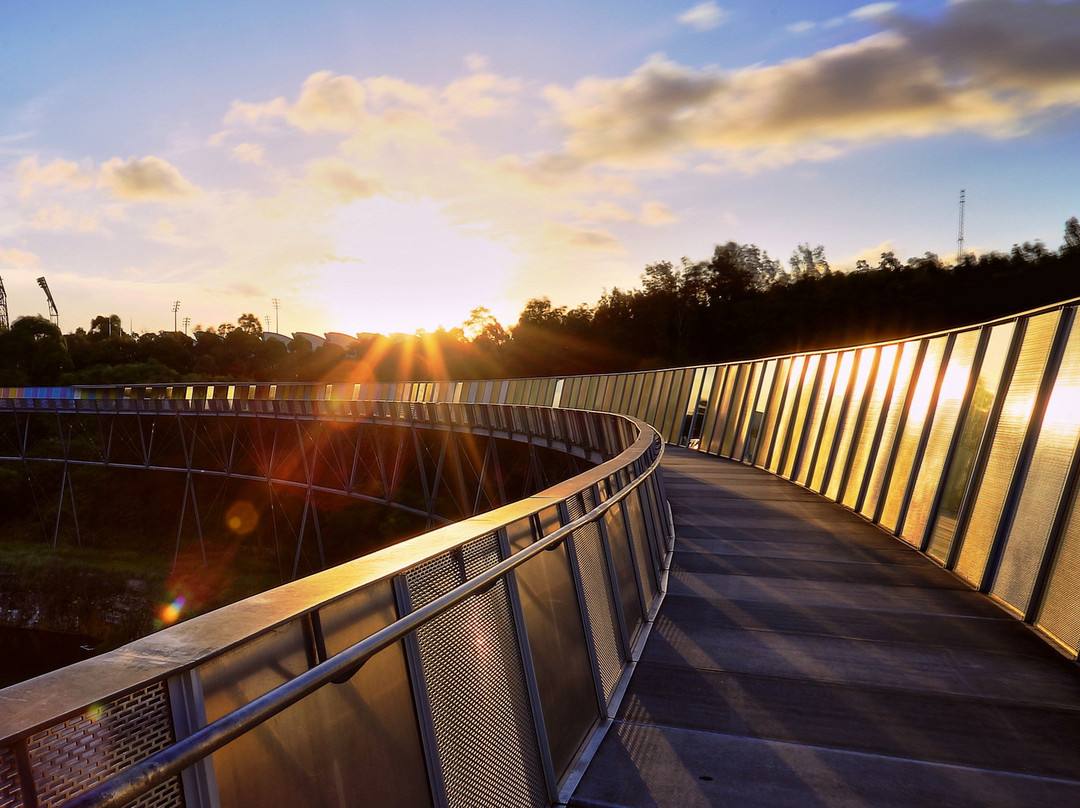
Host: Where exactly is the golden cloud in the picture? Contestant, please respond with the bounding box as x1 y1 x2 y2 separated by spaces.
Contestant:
99 156 201 201
545 0 1080 168
15 156 92 197
0 246 39 267
307 159 385 202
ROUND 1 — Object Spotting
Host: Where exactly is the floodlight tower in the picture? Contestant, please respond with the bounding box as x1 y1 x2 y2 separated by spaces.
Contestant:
0 276 9 330
37 276 59 329
272 297 281 333
957 189 966 264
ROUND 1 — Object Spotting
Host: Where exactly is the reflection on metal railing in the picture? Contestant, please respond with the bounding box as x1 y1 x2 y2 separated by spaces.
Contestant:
0 403 671 808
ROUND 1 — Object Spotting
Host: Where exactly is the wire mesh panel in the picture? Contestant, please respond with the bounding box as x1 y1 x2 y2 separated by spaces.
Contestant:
603 500 644 643
718 365 750 457
954 310 1063 586
879 336 949 533
508 513 599 784
565 493 625 705
926 322 1017 563
622 485 661 609
749 360 781 467
860 340 921 520
703 366 733 455
901 329 981 546
407 535 548 808
810 351 856 493
780 354 821 480
795 353 839 486
766 355 805 473
25 682 182 808
826 348 876 501
1035 477 1080 657
731 363 764 462
992 313 1080 615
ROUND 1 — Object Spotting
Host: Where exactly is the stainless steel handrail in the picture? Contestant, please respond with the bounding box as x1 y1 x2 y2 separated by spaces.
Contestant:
60 436 665 808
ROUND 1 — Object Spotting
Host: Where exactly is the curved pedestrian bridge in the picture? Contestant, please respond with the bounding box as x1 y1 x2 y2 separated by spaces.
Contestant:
5 297 1080 808
571 448 1080 807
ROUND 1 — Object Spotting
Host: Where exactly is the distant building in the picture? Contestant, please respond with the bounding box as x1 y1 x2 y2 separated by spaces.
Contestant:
261 331 291 346
292 331 326 348
325 332 359 350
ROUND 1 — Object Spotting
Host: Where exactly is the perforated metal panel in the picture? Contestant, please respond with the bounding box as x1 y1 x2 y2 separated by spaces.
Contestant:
704 367 732 455
0 746 21 808
993 315 1080 614
25 681 182 808
902 329 980 546
880 337 949 533
566 492 624 704
407 534 547 808
826 348 875 501
781 354 821 479
926 323 1017 562
796 353 838 486
731 363 763 461
1036 484 1080 656
767 356 805 473
956 311 1061 585
861 341 921 519
810 351 855 493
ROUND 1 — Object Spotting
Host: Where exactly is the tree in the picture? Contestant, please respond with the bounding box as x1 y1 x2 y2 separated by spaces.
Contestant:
237 313 263 336
89 314 123 339
789 244 830 279
1063 217 1080 254
0 316 72 384
877 251 903 272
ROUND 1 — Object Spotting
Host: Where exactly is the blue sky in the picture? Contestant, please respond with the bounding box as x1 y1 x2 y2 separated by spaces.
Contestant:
2 0 1079 337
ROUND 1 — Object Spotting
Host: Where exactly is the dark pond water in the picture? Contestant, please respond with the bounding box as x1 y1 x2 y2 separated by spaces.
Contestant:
0 626 98 688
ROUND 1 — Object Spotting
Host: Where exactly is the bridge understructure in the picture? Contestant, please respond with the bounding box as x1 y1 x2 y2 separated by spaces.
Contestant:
0 402 671 808
1 297 1080 806
0 400 594 578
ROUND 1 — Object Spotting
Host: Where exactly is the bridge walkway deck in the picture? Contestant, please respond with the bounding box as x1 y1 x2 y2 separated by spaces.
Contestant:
569 447 1080 808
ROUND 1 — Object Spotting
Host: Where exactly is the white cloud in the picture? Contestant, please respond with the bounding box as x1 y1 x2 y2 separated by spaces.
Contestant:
543 1 1080 169
678 2 729 32
99 156 200 201
465 53 490 72
231 142 266 165
307 158 385 202
0 246 39 267
31 204 98 232
850 3 898 21
15 156 92 197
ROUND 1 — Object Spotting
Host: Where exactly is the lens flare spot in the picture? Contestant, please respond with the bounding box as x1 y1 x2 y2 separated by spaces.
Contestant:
225 500 259 536
159 596 186 626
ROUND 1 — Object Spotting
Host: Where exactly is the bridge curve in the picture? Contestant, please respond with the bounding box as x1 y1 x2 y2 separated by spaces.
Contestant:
3 296 1080 807
571 448 1080 807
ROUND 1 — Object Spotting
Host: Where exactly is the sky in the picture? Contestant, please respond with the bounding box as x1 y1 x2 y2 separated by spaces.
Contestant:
2 0 1079 338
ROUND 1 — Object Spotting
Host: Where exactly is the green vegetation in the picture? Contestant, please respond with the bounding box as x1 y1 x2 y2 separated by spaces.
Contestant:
3 219 1079 386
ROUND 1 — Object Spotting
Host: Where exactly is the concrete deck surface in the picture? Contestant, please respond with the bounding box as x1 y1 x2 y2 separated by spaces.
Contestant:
569 447 1080 808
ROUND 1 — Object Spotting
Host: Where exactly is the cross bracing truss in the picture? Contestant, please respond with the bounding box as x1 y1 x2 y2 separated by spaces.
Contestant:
0 402 598 578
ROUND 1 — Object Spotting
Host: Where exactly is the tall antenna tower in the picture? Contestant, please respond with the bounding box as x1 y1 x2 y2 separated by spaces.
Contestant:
0 276 8 330
956 189 966 264
36 276 59 329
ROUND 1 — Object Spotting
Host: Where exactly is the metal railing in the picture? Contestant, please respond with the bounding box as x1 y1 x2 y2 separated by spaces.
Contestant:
0 403 671 808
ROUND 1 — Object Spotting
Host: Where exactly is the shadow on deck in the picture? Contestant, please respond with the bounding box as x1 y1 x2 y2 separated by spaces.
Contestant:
570 447 1080 808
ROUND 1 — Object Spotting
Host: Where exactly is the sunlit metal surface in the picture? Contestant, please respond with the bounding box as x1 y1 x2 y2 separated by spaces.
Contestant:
5 296 1080 808
0 401 668 808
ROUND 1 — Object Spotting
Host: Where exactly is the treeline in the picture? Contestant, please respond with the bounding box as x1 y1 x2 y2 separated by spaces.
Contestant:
3 218 1079 386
